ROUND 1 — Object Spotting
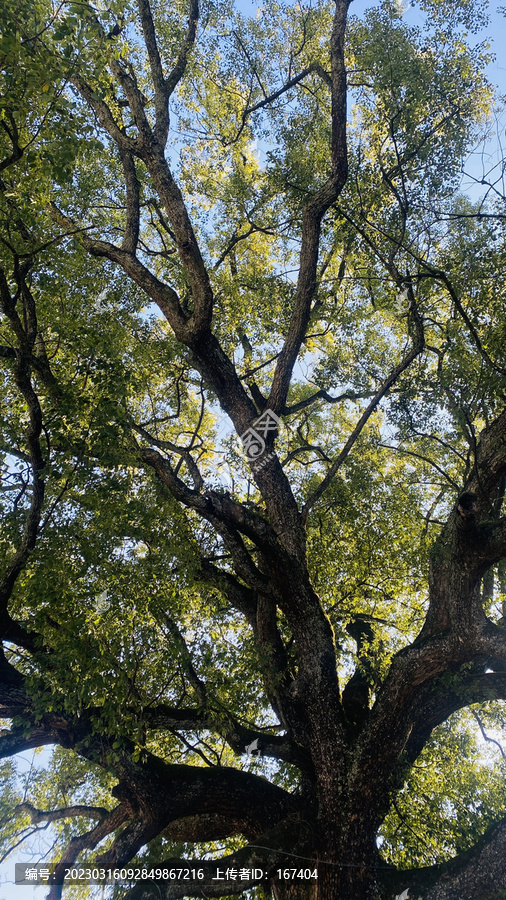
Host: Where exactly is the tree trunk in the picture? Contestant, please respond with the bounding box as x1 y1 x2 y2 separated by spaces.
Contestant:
273 880 318 900
272 827 383 900
273 860 381 900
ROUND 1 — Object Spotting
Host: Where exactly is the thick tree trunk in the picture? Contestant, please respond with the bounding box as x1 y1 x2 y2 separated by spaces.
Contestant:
271 823 383 900
273 856 381 900
273 880 318 900
315 867 380 900
318 837 383 900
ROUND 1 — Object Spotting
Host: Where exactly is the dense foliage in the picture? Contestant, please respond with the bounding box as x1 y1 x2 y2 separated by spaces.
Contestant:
1 1 506 898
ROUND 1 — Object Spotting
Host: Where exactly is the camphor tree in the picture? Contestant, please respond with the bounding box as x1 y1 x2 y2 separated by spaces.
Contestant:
1 0 506 897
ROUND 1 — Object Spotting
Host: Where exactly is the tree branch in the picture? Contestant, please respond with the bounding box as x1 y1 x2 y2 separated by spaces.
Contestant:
302 295 425 520
49 205 188 338
119 147 140 253
136 0 170 143
139 447 275 548
471 709 506 759
283 387 376 416
388 816 506 900
69 74 138 153
0 724 59 759
241 62 331 117
0 263 46 635
13 802 109 824
108 819 310 900
47 804 131 900
0 110 23 172
198 560 257 623
130 420 204 490
268 0 352 414
165 0 199 99
417 265 506 377
142 703 297 764
405 671 506 763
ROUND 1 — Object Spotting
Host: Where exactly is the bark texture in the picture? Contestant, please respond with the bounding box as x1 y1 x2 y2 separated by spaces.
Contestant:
1 2 506 900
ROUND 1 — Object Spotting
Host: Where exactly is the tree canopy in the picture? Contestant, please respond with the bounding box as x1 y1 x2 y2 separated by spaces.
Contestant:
1 0 506 898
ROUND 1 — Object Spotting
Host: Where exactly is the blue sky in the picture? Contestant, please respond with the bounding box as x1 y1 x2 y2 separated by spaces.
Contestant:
233 0 506 198
234 0 506 97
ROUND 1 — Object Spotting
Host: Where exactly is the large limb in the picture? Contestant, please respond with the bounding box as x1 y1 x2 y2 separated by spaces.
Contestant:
348 408 506 818
197 561 304 745
46 805 132 900
386 816 506 900
268 0 352 414
1 664 301 892
0 701 299 769
106 817 312 900
405 670 506 763
422 405 506 636
0 571 296 767
103 49 214 337
329 623 506 831
48 212 189 340
0 658 118 754
142 703 299 766
139 448 275 547
76 757 301 888
0 723 64 758
0 653 298 770
0 261 45 642
13 803 109 825
164 0 199 98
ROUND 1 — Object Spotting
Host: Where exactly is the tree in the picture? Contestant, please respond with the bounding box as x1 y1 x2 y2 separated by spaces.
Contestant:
1 0 506 897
